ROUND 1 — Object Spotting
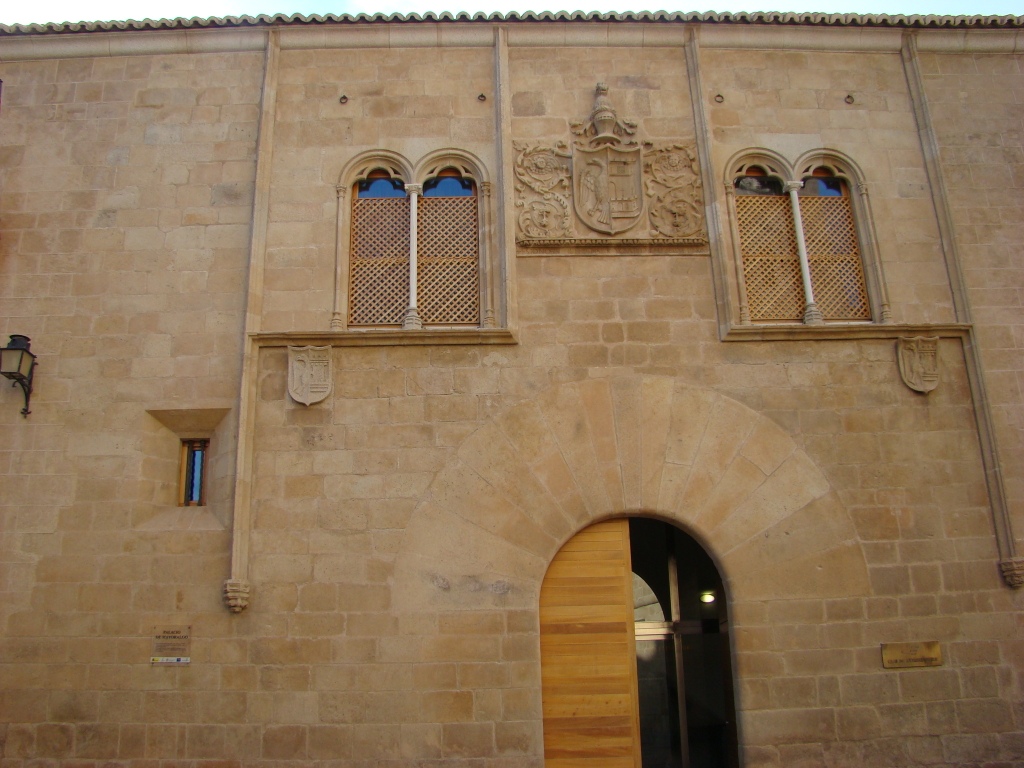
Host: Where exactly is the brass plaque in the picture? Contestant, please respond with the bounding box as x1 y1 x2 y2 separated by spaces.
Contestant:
151 625 191 665
881 641 941 669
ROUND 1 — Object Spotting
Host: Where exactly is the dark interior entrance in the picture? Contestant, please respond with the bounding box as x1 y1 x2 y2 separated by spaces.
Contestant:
630 518 740 768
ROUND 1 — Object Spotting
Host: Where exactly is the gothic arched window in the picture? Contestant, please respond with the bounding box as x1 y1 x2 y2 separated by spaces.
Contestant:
728 152 882 325
339 153 494 331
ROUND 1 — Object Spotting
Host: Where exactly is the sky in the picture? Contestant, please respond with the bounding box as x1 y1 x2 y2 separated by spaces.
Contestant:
0 0 1019 26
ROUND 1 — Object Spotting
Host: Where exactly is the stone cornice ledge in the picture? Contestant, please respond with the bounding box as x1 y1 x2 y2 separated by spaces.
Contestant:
516 237 709 257
252 328 517 347
723 321 969 342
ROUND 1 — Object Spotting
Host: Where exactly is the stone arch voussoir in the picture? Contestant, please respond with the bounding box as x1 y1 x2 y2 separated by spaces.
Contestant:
393 376 869 612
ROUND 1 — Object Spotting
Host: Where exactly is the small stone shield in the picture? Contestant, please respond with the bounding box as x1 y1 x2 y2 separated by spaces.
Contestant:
897 336 939 394
288 346 333 406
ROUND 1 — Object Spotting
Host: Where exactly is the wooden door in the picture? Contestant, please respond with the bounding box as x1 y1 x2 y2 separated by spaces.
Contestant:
539 519 642 768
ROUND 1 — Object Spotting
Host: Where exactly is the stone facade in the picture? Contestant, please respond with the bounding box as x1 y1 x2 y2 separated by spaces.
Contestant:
1 12 1023 767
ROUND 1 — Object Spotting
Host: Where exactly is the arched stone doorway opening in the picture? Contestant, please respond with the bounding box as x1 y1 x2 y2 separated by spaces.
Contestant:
540 517 739 768
390 377 869 763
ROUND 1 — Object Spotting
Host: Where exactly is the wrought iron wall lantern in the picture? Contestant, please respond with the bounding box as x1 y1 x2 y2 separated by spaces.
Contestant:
0 335 37 417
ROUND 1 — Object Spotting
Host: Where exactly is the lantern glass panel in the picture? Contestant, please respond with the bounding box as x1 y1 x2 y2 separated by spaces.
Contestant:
0 348 24 377
18 351 35 379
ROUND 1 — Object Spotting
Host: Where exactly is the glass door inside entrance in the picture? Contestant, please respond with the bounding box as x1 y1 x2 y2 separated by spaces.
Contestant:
631 519 739 768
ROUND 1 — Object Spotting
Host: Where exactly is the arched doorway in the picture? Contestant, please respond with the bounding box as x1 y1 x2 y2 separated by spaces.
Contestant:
540 518 739 768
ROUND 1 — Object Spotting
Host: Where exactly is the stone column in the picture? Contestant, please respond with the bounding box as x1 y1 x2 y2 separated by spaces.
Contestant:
786 180 823 325
403 184 423 330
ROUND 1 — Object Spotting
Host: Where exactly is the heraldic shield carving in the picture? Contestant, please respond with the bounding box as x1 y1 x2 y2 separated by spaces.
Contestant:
513 83 706 248
897 336 940 394
574 145 643 234
288 346 333 406
571 84 643 235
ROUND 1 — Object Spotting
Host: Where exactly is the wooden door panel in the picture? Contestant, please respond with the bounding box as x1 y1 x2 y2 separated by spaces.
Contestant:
540 519 641 766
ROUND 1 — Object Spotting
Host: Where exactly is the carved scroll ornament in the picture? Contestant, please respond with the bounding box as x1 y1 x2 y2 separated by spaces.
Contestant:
645 143 704 239
513 142 572 238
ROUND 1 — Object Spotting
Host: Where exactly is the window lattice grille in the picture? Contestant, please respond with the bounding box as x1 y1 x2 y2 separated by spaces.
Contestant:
800 196 870 321
349 197 410 326
417 196 480 325
736 195 803 322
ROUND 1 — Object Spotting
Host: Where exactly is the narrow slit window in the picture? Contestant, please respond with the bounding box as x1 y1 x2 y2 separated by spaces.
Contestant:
180 439 209 507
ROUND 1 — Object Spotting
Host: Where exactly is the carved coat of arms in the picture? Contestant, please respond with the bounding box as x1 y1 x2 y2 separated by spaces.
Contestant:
897 337 939 394
574 145 643 234
288 346 333 406
513 83 706 247
571 84 643 235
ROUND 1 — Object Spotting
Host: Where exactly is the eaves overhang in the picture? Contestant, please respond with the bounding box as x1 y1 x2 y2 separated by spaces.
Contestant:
1 9 1023 37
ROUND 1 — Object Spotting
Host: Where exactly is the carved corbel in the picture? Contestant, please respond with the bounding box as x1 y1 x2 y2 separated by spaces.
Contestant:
223 579 251 612
999 559 1024 589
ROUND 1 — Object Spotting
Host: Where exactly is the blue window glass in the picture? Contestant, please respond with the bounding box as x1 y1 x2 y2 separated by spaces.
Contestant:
357 176 407 198
423 174 474 198
181 439 209 506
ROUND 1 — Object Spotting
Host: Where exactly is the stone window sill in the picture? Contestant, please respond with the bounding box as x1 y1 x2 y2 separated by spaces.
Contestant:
722 322 969 342
253 328 517 348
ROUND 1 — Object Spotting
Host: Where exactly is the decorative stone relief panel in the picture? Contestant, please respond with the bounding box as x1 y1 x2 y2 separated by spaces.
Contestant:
645 144 705 239
513 143 572 239
513 83 707 252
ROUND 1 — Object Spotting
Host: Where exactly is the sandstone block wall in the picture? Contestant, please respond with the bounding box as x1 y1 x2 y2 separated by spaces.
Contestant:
922 51 1024 554
704 47 956 325
0 18 1022 768
0 46 260 759
263 46 497 331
